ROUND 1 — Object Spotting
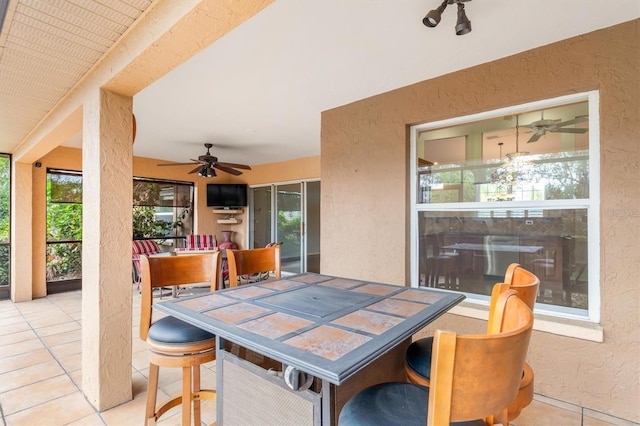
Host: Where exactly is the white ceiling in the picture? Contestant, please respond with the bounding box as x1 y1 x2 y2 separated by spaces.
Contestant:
2 0 639 168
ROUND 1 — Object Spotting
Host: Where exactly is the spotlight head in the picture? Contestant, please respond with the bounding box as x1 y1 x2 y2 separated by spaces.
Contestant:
455 2 472 35
423 0 448 28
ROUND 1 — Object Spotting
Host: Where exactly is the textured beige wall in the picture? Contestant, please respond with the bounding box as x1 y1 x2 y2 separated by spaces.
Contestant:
10 162 33 302
81 89 133 410
320 20 639 421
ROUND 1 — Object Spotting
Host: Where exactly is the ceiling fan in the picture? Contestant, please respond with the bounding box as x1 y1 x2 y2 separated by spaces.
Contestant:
524 112 589 143
157 143 251 177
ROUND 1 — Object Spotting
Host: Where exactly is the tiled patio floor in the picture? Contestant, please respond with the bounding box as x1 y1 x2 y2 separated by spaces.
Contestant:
0 290 633 425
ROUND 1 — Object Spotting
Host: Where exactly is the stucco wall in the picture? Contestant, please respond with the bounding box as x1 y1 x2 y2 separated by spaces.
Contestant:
320 20 639 421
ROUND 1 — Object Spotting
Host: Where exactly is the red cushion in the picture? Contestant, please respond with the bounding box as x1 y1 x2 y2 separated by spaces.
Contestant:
184 234 217 250
132 240 161 255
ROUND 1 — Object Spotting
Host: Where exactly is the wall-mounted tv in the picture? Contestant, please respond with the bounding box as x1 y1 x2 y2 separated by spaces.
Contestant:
206 183 248 208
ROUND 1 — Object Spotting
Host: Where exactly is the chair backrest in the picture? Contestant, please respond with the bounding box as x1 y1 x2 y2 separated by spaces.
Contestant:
487 263 539 330
226 245 281 287
176 234 218 252
428 290 534 425
139 252 221 341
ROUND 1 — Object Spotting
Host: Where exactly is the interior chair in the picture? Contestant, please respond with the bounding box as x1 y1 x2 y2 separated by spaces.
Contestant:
339 289 534 426
420 234 458 289
174 234 218 253
406 263 539 421
226 244 281 288
139 252 221 426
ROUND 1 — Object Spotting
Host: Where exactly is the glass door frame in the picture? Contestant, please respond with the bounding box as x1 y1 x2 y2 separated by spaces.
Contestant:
248 179 320 275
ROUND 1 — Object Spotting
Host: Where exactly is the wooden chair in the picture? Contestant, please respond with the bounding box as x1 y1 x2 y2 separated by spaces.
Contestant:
139 252 221 426
226 245 281 287
406 263 539 420
339 290 534 426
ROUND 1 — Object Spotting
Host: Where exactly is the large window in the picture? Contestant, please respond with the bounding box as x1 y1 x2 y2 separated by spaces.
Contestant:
0 154 10 299
411 92 598 321
47 170 83 292
133 177 194 249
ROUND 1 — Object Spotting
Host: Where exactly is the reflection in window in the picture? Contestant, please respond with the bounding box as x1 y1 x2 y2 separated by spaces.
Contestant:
413 94 596 317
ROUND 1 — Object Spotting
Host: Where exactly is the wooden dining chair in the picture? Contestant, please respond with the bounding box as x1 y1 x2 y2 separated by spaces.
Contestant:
405 263 539 420
339 289 534 426
139 252 221 426
226 244 281 287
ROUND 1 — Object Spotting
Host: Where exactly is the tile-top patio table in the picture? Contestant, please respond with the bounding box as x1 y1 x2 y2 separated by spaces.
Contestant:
155 272 464 425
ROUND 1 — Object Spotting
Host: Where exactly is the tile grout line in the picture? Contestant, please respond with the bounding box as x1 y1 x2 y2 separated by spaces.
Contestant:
2 293 106 425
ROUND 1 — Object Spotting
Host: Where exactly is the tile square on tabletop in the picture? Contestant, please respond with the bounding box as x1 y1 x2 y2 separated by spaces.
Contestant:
290 274 332 284
258 279 306 291
332 310 404 335
175 294 237 311
284 325 371 361
204 302 271 323
393 289 445 304
258 286 374 318
351 283 398 296
318 277 364 290
224 286 275 300
367 298 426 317
238 312 314 338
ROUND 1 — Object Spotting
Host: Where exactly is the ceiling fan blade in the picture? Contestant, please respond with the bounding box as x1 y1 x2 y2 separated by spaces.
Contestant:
157 162 197 166
188 165 202 174
527 132 543 143
556 117 588 127
212 164 243 176
552 128 589 134
216 161 251 170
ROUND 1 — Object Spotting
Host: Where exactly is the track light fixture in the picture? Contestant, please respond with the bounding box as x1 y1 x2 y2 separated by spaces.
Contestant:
422 0 472 35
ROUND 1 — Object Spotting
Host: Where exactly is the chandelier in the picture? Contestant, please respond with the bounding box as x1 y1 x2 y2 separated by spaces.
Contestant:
491 116 538 188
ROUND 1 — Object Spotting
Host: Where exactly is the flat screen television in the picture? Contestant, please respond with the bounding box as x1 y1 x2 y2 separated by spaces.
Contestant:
206 183 248 208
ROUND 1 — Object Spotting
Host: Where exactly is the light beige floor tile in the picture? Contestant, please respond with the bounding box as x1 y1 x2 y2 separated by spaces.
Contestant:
132 370 148 398
0 308 20 319
0 348 54 374
49 339 82 359
132 347 150 371
65 412 106 425
0 359 65 393
0 337 44 359
0 373 79 415
0 321 31 336
0 315 28 326
28 314 75 329
511 399 583 425
0 328 38 345
69 368 82 388
583 409 638 426
35 320 81 337
59 352 82 373
4 392 96 426
101 393 168 426
40 328 81 347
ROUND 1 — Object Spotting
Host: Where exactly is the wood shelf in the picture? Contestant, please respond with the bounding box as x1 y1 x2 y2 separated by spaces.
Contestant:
212 209 244 214
212 208 243 224
217 218 242 224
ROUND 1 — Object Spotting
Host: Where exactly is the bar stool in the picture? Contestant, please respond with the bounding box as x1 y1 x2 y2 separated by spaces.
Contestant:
139 252 221 425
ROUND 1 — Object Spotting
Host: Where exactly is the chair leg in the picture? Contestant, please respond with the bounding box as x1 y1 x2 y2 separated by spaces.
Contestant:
182 366 192 426
193 366 202 426
146 363 160 425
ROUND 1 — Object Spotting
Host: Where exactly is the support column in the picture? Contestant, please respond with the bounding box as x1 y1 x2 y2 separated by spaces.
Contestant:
82 88 133 410
10 161 33 302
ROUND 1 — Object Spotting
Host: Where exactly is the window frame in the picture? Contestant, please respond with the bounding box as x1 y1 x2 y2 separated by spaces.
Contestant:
409 91 600 324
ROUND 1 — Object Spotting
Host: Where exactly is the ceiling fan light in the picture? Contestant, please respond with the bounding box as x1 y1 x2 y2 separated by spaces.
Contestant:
423 0 448 27
455 2 471 35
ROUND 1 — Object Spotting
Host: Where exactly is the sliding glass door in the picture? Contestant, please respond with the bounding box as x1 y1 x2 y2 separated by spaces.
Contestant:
249 180 320 274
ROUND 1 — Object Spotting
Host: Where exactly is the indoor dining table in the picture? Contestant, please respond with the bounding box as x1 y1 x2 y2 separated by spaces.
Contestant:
155 272 464 425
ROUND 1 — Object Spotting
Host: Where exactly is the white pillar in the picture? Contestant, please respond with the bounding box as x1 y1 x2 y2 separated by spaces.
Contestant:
10 161 33 302
82 88 133 410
